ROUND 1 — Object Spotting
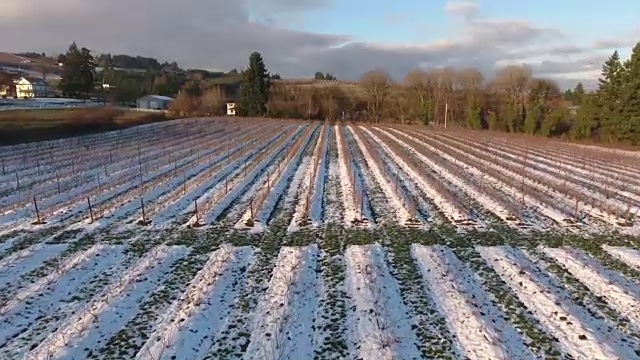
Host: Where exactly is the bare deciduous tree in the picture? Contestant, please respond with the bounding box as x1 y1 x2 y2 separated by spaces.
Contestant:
361 70 391 123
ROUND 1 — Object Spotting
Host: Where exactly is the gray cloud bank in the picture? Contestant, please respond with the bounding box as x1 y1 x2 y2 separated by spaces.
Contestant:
1 0 635 88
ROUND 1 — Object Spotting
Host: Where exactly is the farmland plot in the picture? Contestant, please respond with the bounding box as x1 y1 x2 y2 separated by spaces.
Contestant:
0 118 639 359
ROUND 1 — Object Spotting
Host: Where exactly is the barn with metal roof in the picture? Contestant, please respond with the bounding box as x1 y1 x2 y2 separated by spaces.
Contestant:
136 95 173 110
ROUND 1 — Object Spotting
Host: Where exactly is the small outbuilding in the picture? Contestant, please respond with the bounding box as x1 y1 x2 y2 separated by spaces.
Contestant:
136 95 173 110
226 102 236 116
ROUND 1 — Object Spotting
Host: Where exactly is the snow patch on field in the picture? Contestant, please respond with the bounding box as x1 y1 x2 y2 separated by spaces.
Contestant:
245 245 319 360
602 245 640 271
478 246 636 359
543 247 640 328
411 244 533 359
54 247 187 360
345 244 421 360
25 245 178 360
160 247 253 359
135 245 239 359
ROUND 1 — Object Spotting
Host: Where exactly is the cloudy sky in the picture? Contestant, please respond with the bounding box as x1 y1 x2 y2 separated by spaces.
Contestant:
2 0 638 88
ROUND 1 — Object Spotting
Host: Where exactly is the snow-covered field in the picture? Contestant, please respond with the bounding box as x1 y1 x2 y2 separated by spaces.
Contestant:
0 98 101 111
0 118 639 359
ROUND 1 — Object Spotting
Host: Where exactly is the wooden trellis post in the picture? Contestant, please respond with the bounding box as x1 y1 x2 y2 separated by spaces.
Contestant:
359 191 364 222
140 197 147 224
15 172 20 193
1 158 4 176
33 196 43 224
183 170 187 195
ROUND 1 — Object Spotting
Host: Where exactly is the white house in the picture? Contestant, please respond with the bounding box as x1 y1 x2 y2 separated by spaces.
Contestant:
226 102 236 116
15 76 52 98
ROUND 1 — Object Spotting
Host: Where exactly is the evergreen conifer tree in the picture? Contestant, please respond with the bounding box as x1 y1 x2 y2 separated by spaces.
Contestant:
237 52 271 117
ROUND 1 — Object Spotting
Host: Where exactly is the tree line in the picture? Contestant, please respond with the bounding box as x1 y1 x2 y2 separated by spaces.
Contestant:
223 45 640 145
55 41 639 145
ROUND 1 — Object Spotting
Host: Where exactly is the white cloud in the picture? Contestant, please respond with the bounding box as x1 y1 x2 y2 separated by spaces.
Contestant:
444 0 480 19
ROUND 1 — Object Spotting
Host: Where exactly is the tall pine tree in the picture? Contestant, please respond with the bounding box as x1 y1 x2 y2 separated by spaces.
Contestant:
572 82 585 104
237 52 271 117
597 50 625 142
59 42 96 98
620 43 640 144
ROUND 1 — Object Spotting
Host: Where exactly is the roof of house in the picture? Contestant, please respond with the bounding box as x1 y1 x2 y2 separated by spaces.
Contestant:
138 95 174 101
18 76 49 86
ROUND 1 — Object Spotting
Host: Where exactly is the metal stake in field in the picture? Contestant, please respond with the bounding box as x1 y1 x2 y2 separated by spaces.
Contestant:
56 172 61 194
15 172 20 193
1 158 4 176
87 197 94 223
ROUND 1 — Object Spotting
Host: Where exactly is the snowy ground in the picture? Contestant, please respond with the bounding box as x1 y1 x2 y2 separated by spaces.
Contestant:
0 98 101 111
0 118 638 359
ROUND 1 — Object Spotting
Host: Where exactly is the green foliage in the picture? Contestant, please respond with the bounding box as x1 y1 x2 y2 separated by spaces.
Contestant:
573 83 585 104
237 52 271 117
488 111 499 131
524 105 541 134
620 43 640 144
540 106 566 137
314 72 337 80
569 95 597 140
59 42 96 97
501 103 519 133
466 101 482 129
96 53 162 70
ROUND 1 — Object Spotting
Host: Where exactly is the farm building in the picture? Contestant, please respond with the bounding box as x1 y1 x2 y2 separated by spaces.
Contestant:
136 95 173 110
226 102 236 116
15 77 53 98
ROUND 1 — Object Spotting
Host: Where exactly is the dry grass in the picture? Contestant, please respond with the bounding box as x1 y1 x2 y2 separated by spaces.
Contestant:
0 107 173 145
